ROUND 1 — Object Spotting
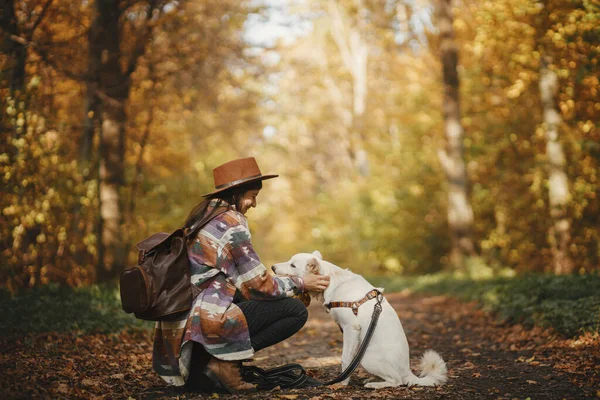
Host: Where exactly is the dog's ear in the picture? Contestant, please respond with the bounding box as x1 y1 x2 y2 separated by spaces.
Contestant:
307 257 321 274
312 250 323 260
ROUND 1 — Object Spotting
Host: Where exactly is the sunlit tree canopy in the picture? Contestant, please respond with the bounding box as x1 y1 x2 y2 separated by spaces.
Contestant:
1 0 599 292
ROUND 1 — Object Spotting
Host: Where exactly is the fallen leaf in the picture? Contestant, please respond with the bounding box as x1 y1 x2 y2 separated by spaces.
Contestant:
57 383 69 394
472 372 482 378
279 395 298 399
329 384 347 390
526 380 537 384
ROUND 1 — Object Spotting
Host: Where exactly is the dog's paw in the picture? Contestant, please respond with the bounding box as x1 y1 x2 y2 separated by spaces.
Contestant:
365 381 399 389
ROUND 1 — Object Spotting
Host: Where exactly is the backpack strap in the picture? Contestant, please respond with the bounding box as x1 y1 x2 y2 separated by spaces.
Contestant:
184 206 230 239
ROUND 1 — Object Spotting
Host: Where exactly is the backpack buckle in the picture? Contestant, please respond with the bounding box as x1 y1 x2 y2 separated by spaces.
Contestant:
138 250 146 264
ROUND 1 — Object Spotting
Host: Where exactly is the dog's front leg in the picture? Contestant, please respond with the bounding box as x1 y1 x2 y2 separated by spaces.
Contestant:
339 323 361 386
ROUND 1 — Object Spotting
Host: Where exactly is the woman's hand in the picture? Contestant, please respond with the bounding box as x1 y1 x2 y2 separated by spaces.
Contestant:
302 274 330 292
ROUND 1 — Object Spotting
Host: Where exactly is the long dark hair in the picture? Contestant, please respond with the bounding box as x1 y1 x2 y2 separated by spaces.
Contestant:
184 180 263 231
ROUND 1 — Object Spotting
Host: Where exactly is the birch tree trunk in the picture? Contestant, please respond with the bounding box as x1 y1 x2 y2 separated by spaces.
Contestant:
328 0 370 176
434 0 475 269
539 57 573 275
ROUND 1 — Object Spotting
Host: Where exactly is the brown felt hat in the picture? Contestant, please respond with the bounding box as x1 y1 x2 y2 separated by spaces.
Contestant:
202 157 278 197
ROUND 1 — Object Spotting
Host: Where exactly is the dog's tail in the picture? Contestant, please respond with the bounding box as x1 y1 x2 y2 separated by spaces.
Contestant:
405 350 448 386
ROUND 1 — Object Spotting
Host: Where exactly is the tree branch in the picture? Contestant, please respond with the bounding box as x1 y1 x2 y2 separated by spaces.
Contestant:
28 0 54 38
95 90 124 108
437 147 453 176
10 34 88 81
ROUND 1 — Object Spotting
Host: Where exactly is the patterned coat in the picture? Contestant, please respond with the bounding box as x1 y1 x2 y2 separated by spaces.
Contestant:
152 206 304 386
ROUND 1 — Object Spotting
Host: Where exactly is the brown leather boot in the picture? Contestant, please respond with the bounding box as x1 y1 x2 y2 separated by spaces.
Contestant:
204 357 256 393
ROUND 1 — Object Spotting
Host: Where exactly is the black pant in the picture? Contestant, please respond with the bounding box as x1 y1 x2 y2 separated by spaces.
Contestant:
186 297 307 390
237 297 308 351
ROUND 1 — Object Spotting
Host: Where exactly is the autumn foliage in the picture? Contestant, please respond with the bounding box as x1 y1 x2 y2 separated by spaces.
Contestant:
1 0 599 294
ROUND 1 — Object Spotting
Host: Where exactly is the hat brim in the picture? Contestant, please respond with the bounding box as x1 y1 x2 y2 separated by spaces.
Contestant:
202 174 278 197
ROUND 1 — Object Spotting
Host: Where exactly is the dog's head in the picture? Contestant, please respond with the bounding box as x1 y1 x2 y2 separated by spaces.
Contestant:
272 250 324 278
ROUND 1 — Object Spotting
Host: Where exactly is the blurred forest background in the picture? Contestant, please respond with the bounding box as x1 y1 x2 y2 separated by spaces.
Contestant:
1 0 599 293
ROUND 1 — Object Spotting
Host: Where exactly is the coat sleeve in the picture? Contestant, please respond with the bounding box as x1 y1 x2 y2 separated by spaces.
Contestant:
223 221 304 300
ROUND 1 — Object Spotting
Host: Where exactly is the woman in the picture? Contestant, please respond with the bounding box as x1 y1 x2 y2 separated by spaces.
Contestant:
152 157 330 393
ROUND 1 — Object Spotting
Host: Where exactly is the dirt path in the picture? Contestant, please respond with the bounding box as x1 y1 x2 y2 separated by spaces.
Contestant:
1 291 598 399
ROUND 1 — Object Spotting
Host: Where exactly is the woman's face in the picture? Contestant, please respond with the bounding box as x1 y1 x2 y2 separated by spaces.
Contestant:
239 189 260 215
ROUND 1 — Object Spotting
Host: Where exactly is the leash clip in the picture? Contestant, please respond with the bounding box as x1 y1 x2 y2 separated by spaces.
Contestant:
374 291 384 313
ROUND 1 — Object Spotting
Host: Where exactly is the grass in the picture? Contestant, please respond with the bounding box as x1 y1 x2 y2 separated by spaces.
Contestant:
1 273 599 340
0 283 152 341
369 272 600 338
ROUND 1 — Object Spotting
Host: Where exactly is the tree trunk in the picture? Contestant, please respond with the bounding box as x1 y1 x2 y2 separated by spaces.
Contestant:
539 57 573 275
81 0 101 162
89 0 129 282
1 0 26 95
350 25 369 177
434 0 475 269
81 84 99 162
328 0 370 176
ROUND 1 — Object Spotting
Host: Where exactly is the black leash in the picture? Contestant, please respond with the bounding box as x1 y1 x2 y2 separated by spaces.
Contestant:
241 363 322 390
325 290 384 385
241 291 384 389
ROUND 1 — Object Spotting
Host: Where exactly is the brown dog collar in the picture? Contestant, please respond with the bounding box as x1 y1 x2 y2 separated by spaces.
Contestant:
325 289 382 316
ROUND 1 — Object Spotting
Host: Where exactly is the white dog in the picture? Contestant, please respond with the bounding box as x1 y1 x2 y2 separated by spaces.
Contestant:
272 251 447 388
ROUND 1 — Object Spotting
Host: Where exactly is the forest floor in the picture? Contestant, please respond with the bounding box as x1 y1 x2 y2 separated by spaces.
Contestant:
1 291 599 400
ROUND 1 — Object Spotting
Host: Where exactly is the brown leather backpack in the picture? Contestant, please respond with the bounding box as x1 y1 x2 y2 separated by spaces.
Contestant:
120 207 228 321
